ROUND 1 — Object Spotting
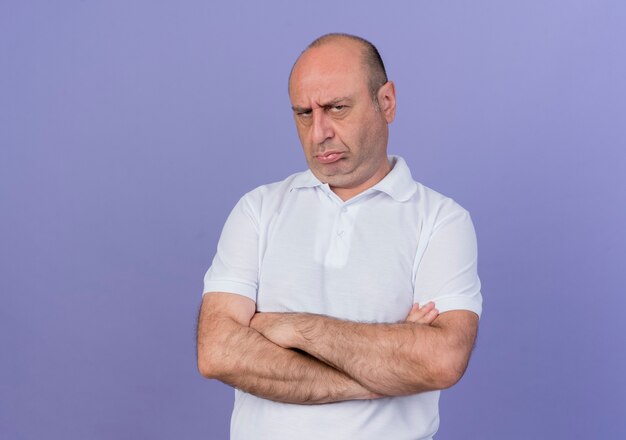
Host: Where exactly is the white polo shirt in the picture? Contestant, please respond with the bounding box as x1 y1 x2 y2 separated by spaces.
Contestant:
203 156 482 440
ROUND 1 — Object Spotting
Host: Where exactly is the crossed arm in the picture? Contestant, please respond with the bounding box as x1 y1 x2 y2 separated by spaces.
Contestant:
196 292 478 404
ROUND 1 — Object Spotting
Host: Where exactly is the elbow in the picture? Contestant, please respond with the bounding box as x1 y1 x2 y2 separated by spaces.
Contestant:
197 313 249 380
428 352 470 390
196 343 224 379
424 322 477 390
197 355 215 379
395 357 467 394
431 364 465 390
196 315 235 380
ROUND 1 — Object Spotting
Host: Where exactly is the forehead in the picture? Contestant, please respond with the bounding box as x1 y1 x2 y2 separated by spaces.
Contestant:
289 41 370 105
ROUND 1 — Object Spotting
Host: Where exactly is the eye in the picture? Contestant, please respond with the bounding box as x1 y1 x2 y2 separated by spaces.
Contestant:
296 110 312 118
331 105 346 112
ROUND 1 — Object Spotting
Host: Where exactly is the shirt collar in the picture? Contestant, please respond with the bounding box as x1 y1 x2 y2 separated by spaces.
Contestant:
289 155 417 202
370 156 417 202
289 168 325 190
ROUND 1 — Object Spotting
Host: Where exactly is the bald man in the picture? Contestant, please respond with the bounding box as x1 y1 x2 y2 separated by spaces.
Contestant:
197 33 482 440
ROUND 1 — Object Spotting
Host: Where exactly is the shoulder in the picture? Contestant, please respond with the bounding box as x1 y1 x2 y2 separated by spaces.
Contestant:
411 181 471 224
386 156 470 220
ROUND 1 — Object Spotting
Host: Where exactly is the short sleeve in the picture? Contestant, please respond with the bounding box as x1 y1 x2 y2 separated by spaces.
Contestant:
203 195 259 302
413 205 482 317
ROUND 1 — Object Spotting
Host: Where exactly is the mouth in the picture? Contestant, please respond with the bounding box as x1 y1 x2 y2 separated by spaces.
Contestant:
315 151 345 164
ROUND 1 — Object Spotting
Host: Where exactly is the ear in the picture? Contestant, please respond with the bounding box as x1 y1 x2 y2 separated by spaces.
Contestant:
377 81 396 123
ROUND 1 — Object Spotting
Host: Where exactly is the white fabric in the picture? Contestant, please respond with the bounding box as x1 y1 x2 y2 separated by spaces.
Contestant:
203 156 482 440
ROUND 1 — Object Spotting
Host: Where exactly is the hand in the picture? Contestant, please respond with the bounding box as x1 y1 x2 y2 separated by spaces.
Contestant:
405 302 439 325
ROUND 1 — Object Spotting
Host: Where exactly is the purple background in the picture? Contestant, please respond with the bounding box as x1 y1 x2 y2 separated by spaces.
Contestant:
2 1 625 439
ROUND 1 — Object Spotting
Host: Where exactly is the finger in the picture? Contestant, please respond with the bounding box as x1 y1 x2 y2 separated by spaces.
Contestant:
407 302 430 320
408 303 439 325
406 302 434 322
420 308 439 325
405 304 421 322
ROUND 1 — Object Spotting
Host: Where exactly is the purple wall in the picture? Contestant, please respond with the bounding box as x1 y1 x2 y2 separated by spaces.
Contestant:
2 1 625 438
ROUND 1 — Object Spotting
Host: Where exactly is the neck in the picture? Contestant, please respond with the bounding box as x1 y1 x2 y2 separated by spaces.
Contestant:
330 159 392 201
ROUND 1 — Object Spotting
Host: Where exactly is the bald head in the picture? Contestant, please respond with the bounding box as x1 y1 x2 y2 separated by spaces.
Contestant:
289 33 388 103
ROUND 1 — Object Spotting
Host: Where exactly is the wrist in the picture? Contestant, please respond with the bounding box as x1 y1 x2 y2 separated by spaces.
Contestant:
292 313 322 350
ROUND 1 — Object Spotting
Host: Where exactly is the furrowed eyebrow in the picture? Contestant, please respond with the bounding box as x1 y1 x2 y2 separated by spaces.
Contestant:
291 97 352 113
292 105 311 113
321 97 351 108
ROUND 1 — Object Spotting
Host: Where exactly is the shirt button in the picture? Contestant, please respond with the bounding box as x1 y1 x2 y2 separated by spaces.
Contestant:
337 230 345 237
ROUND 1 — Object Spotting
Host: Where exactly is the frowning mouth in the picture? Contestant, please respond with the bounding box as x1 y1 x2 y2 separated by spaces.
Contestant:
315 151 345 164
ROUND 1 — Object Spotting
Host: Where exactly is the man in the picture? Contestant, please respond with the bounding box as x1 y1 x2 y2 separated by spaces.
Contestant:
197 33 482 440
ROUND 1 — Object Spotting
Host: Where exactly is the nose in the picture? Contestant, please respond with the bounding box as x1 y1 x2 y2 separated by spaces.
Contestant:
311 109 334 145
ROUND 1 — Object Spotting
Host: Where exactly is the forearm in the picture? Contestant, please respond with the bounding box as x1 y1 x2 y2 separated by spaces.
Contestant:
295 317 444 395
252 311 476 396
197 314 379 404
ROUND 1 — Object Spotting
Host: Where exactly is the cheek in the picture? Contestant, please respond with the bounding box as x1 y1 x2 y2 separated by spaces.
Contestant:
361 118 386 147
295 121 311 137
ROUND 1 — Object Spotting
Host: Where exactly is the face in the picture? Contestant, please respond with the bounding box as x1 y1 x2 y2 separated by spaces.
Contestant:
289 40 396 200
